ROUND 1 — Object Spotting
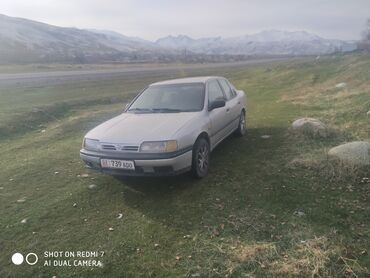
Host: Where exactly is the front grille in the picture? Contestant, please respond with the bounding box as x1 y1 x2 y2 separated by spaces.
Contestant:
121 146 139 152
101 144 116 150
101 144 139 152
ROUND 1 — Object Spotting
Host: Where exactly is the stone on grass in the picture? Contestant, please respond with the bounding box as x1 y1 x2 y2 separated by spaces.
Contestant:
367 110 370 116
261 135 271 139
293 210 305 217
361 177 370 184
291 118 327 137
335 82 347 89
21 219 27 224
328 141 370 166
88 184 97 190
17 198 26 203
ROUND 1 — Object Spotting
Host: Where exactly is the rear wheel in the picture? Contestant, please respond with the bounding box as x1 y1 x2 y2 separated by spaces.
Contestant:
235 111 246 137
191 138 210 178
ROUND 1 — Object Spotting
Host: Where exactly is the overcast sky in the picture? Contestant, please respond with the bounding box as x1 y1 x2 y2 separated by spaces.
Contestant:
1 0 369 41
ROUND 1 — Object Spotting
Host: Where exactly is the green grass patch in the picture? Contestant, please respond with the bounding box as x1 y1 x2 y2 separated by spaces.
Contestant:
1 55 369 277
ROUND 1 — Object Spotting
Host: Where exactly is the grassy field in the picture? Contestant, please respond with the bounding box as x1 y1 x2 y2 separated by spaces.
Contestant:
0 54 369 277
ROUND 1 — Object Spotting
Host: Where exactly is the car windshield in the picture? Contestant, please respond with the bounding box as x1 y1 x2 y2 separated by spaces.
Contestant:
128 83 205 113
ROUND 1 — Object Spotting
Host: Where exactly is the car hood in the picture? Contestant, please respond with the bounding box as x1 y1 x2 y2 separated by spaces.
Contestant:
85 112 199 144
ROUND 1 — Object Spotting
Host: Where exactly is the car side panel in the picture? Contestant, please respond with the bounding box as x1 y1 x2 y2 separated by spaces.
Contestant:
172 111 210 151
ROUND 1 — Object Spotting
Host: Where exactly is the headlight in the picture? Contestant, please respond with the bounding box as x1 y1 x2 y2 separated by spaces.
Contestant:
83 138 100 151
140 140 178 153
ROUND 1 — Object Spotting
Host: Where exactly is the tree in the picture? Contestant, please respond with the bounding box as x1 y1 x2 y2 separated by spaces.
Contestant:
362 19 370 41
358 19 370 51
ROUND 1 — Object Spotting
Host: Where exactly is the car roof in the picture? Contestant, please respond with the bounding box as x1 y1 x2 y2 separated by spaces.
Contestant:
150 76 224 86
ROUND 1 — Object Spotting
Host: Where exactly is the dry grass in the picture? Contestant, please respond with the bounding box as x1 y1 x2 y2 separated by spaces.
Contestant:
227 237 346 277
270 237 339 277
234 242 277 263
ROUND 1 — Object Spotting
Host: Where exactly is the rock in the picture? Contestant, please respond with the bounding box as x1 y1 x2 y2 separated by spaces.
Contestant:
109 227 114 231
328 141 370 166
80 174 89 178
293 210 305 217
367 110 370 116
21 218 27 224
117 213 123 219
291 118 327 137
73 203 77 207
361 177 370 184
88 184 97 190
54 171 59 175
335 82 347 89
261 135 271 139
17 198 26 203
41 129 46 133
154 243 160 248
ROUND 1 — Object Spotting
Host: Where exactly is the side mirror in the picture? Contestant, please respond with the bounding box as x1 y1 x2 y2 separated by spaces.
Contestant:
208 99 226 111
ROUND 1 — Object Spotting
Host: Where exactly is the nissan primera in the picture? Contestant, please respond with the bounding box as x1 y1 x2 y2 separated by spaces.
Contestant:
80 76 246 178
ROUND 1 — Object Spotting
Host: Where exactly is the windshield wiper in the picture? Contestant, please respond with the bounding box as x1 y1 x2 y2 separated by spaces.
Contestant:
127 108 153 113
151 108 183 113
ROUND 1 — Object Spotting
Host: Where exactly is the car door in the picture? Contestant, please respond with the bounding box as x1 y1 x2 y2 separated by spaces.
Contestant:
207 79 229 147
218 78 240 132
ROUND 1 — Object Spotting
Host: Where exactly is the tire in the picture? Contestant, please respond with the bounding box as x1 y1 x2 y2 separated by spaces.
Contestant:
235 111 246 137
191 137 210 178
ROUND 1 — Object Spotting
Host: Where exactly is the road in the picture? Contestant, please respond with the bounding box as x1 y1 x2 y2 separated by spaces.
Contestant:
0 58 290 88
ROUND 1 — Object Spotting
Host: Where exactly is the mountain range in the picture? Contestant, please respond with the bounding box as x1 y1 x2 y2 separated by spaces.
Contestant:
0 14 357 64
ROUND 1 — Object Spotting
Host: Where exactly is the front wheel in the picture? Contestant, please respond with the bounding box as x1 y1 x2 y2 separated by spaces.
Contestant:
191 138 210 178
235 111 246 137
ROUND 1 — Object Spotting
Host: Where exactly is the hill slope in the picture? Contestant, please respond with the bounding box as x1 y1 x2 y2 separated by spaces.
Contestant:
0 14 358 64
0 14 166 63
156 30 357 55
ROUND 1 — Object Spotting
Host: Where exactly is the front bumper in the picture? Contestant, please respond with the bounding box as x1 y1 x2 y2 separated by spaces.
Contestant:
79 148 192 176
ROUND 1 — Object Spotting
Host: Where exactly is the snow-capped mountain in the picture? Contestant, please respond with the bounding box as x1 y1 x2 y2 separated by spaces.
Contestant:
0 14 357 64
0 14 169 63
155 30 356 56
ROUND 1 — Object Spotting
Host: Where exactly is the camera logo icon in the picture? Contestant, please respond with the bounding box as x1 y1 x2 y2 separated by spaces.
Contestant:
12 253 38 265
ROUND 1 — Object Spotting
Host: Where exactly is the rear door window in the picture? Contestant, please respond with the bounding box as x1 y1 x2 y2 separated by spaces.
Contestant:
218 79 234 100
208 80 225 103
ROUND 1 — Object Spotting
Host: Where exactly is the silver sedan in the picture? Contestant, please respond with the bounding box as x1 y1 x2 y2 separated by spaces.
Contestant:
80 76 247 178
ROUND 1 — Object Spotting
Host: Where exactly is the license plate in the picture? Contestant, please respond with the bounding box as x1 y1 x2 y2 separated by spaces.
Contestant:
101 159 135 170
